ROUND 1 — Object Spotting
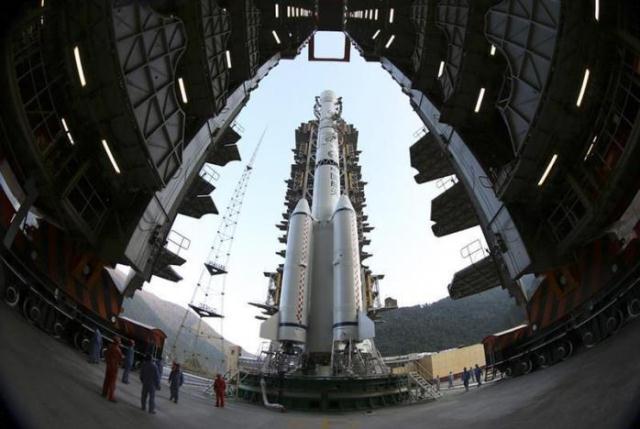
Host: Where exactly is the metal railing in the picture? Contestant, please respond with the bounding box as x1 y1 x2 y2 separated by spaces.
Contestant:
231 121 245 135
460 239 487 264
200 164 220 185
413 359 436 382
435 175 458 191
413 126 428 139
165 229 191 256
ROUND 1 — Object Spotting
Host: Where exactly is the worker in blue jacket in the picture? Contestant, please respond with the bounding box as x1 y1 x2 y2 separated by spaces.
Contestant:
462 367 471 392
140 355 160 414
474 364 483 387
168 363 185 403
121 339 135 384
88 328 102 364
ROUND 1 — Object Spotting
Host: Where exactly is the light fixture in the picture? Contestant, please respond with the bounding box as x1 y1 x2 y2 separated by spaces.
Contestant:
474 88 486 113
73 46 87 87
576 69 590 107
275 3 279 18
537 154 558 186
178 77 188 103
272 30 281 44
225 50 232 68
372 29 380 40
595 0 599 21
61 118 74 145
389 8 394 23
490 45 496 56
584 144 595 161
375 9 379 20
584 136 598 160
101 139 121 174
437 61 445 77
385 35 395 49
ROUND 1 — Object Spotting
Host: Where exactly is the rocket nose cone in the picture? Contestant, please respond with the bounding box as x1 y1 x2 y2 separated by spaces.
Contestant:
320 89 337 101
334 195 354 212
293 199 311 215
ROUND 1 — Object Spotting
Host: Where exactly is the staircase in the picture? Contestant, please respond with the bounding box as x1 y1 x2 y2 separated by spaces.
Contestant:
484 365 499 382
408 371 442 401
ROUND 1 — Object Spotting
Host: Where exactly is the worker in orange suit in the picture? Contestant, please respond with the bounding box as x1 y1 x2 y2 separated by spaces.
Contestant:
213 374 226 408
102 336 124 402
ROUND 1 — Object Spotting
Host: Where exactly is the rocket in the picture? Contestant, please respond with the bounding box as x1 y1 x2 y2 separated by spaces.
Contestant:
260 90 374 355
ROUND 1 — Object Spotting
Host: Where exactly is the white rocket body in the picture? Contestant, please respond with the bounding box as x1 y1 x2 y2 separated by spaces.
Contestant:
332 195 361 341
260 90 374 353
311 90 341 221
276 199 313 343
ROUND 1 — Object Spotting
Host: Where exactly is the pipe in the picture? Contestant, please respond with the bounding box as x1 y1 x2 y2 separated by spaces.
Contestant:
260 378 285 412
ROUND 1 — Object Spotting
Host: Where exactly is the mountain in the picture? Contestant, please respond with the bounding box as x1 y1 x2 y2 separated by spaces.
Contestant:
375 288 527 356
123 288 524 369
122 289 241 376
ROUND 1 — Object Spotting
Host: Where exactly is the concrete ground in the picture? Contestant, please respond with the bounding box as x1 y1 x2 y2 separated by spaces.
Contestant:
1 302 640 429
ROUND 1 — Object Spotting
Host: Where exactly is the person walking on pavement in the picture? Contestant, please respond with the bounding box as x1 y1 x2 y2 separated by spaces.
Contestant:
448 371 454 389
102 337 123 402
121 339 135 384
474 364 483 387
462 367 471 392
140 354 160 414
155 356 164 391
88 328 102 364
168 363 184 403
214 373 226 408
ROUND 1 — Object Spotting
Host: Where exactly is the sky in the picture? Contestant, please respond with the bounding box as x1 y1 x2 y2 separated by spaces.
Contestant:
143 32 486 354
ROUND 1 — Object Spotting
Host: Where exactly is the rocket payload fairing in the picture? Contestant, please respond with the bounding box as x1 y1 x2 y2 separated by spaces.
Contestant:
260 90 375 354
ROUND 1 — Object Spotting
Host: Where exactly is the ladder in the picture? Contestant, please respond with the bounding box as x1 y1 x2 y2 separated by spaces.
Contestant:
408 371 442 400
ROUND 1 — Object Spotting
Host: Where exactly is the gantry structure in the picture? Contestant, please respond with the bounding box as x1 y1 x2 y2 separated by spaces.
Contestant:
0 1 637 347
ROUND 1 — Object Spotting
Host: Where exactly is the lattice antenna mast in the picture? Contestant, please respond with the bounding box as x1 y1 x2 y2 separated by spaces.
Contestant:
171 129 266 374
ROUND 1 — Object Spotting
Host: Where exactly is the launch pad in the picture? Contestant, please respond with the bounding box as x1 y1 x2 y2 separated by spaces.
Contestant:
237 372 411 411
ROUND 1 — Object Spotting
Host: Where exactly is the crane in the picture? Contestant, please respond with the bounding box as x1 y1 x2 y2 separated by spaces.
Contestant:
171 128 266 374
